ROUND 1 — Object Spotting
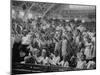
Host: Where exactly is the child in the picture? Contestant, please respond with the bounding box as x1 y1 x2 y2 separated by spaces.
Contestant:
87 60 96 69
49 50 60 65
76 52 87 69
38 49 49 65
59 55 69 67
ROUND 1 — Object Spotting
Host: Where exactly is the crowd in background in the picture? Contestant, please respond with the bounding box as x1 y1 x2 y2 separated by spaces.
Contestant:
12 16 96 70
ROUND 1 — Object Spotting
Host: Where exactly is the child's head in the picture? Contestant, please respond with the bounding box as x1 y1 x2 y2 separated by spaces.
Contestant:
19 50 26 57
30 48 39 57
41 49 47 57
80 54 86 61
54 50 59 57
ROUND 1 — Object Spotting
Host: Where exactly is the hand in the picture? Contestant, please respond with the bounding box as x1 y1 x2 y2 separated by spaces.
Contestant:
20 61 25 64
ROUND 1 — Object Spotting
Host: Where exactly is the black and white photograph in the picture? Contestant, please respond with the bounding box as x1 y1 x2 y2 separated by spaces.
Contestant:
11 0 96 74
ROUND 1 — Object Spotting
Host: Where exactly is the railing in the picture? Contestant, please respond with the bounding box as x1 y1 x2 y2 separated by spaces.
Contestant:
12 62 95 74
12 62 75 74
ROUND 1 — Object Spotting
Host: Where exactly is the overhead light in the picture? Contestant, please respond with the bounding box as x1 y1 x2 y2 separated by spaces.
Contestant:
74 18 78 21
82 19 85 23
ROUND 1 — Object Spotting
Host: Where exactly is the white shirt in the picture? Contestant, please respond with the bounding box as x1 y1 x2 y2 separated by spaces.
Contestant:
62 39 67 56
76 60 86 69
87 61 95 69
84 43 92 59
59 60 69 67
50 56 60 65
38 56 49 65
22 34 31 45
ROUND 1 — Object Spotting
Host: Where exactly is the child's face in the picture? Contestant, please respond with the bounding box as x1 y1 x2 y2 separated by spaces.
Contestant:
41 50 46 57
20 51 26 57
80 55 85 61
